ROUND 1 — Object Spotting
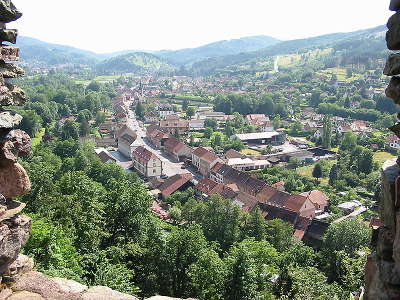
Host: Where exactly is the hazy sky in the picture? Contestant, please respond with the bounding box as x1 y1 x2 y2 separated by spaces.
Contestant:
12 0 392 53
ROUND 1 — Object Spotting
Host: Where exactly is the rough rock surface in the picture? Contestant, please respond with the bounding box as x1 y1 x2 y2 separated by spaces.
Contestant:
146 297 197 300
0 29 17 44
0 0 21 23
0 163 31 199
386 76 400 104
0 62 24 78
0 215 31 275
384 54 400 76
82 286 138 300
387 12 400 50
390 0 400 11
0 129 31 166
0 112 21 129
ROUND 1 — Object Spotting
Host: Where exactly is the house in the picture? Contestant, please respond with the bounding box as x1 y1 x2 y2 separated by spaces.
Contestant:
157 103 174 118
132 146 163 178
189 120 205 131
260 121 274 132
118 132 138 158
209 162 226 184
224 149 245 160
195 178 238 200
338 200 362 213
232 131 286 145
246 114 270 128
283 194 316 219
158 173 193 200
387 135 400 150
227 157 271 171
159 118 190 136
163 137 193 162
144 111 158 123
192 147 223 177
196 111 226 121
300 190 329 211
95 149 117 163
146 126 170 149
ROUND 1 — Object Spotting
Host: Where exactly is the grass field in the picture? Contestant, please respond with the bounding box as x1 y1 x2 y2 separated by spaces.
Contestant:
241 148 261 156
373 151 396 166
318 68 363 82
297 159 337 185
32 128 45 148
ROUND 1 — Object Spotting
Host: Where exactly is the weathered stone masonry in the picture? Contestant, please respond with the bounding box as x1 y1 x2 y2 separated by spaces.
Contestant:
364 1 400 299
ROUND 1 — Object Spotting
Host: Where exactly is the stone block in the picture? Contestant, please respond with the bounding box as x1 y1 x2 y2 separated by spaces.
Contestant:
390 0 400 11
0 163 31 198
0 129 31 167
0 0 22 23
82 286 138 300
387 12 400 50
7 291 44 300
0 111 22 129
386 77 400 104
0 28 17 44
0 215 31 275
0 45 19 61
0 61 24 78
377 227 395 260
380 159 399 231
0 288 13 300
384 54 400 76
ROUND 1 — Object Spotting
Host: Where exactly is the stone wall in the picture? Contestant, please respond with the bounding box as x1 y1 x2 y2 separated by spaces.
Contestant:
364 1 400 299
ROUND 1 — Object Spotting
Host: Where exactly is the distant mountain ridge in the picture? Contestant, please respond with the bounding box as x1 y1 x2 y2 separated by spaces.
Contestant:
16 25 386 75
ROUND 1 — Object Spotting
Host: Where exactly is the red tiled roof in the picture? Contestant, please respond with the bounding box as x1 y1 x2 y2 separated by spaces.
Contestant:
284 194 309 213
160 173 192 198
97 151 117 163
132 146 158 163
211 162 225 173
195 178 222 195
193 147 220 164
164 137 187 152
300 190 329 207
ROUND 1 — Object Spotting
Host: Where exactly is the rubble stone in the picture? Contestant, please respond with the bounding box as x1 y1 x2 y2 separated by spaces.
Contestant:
0 61 24 78
82 286 138 300
390 0 400 11
0 163 31 199
377 227 395 260
0 111 22 129
0 215 31 275
0 28 17 43
384 54 400 76
387 12 400 50
0 45 19 61
0 0 22 23
8 291 44 300
386 77 400 104
0 129 31 166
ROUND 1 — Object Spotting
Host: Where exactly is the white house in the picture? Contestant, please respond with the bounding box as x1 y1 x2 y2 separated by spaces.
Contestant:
132 146 163 178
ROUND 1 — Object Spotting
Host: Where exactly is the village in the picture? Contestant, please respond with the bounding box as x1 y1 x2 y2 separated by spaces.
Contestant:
84 65 393 248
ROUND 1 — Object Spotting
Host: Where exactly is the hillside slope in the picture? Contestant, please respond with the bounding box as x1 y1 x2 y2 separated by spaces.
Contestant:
96 52 175 74
155 35 280 65
191 25 387 74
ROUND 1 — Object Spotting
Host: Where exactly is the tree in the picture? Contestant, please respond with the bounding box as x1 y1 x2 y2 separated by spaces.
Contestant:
182 99 189 111
265 219 294 252
204 127 214 139
312 163 323 180
322 115 332 149
186 106 196 118
204 118 218 130
17 110 43 137
169 206 182 225
189 249 226 300
79 119 91 137
61 120 79 140
288 157 301 169
243 208 267 241
340 131 357 152
329 164 338 185
135 103 145 120
224 244 258 300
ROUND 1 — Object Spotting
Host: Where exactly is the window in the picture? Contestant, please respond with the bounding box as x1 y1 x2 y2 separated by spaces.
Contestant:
153 169 156 174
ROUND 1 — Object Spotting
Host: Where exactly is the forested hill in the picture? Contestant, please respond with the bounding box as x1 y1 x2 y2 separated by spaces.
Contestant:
154 35 280 65
190 25 387 75
96 52 176 75
16 36 100 66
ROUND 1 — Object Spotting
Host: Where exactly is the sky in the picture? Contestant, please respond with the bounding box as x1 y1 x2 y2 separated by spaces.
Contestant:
12 0 393 54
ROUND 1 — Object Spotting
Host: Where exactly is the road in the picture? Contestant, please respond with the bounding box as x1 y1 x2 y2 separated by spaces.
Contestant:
126 102 201 181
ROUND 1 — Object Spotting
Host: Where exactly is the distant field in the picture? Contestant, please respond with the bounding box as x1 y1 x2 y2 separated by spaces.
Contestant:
297 159 337 185
318 67 363 82
75 75 121 85
373 151 396 166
